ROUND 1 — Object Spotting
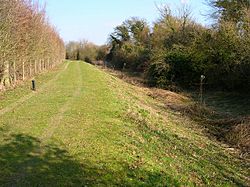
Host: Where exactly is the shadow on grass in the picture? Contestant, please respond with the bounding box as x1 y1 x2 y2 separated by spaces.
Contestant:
203 91 250 117
0 133 86 186
0 132 181 186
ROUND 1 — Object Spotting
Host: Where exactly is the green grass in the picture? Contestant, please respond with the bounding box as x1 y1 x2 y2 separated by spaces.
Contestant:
0 61 249 186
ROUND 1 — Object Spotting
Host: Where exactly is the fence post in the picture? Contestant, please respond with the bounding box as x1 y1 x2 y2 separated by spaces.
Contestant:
200 75 205 104
32 80 36 91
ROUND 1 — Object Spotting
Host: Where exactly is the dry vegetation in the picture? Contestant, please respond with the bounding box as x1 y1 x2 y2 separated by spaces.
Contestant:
103 67 250 157
0 0 65 90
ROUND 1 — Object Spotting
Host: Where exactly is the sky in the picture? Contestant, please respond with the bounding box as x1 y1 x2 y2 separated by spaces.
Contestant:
41 0 211 45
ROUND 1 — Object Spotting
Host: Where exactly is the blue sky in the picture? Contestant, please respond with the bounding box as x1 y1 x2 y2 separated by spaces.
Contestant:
41 0 210 45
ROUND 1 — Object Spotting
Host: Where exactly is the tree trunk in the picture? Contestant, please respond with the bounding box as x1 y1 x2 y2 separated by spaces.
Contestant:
29 60 32 77
40 59 42 72
34 60 37 74
47 58 50 69
13 61 16 84
0 61 11 89
22 61 25 80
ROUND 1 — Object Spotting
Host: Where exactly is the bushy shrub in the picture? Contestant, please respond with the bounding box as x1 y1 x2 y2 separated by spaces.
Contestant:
84 56 92 64
107 2 250 92
107 18 150 72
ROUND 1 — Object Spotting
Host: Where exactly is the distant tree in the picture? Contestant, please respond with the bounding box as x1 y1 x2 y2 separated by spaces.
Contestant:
65 40 100 63
107 17 150 71
110 25 130 44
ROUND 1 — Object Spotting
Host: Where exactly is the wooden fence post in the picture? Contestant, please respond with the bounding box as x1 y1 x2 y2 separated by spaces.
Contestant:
200 75 206 104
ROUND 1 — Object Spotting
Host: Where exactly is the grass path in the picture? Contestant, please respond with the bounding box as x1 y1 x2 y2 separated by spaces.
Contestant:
0 62 70 116
0 61 249 186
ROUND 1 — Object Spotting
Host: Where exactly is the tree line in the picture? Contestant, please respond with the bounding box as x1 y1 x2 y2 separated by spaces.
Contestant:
65 40 107 64
0 0 65 90
107 0 250 91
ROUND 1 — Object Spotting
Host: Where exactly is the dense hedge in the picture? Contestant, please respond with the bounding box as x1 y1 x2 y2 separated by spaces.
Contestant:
107 2 250 91
0 0 65 90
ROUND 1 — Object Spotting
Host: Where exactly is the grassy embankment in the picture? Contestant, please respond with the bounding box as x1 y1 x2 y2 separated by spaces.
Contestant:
0 61 249 186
